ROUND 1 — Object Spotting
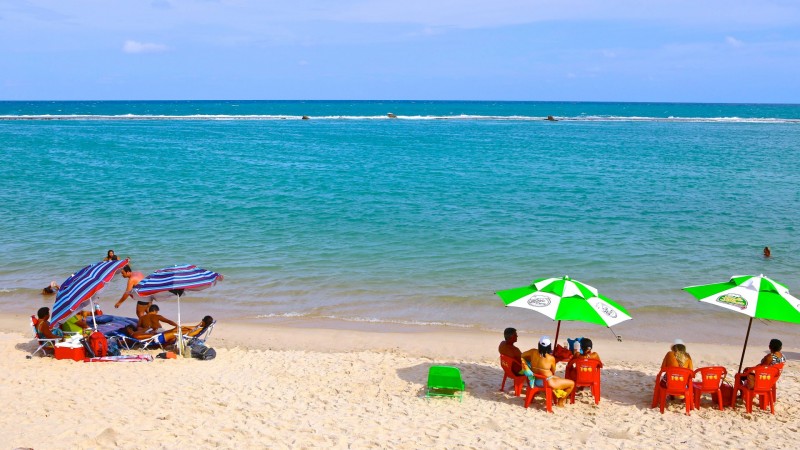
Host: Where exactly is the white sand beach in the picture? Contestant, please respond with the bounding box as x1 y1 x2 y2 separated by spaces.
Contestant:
2 313 797 449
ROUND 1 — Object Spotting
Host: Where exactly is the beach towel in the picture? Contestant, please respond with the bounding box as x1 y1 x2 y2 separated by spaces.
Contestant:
84 354 154 363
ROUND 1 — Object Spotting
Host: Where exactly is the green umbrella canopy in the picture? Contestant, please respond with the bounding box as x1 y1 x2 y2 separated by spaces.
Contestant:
684 274 800 372
497 276 632 328
684 274 800 324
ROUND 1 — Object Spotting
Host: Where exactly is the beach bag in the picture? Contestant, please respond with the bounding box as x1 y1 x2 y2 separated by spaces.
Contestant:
190 342 216 361
553 344 573 361
106 336 121 357
712 382 734 407
89 331 108 357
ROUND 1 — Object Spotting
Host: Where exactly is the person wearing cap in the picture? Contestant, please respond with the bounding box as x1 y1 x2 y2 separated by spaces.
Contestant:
661 339 693 371
521 336 575 406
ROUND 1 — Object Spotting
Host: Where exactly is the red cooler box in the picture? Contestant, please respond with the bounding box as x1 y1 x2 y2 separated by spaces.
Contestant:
54 343 85 361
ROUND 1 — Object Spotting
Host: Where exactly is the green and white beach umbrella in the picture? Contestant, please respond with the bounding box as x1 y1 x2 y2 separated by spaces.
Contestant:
684 274 800 372
496 276 632 345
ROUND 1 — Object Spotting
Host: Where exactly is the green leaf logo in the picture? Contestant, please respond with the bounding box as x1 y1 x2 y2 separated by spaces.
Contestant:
716 293 747 310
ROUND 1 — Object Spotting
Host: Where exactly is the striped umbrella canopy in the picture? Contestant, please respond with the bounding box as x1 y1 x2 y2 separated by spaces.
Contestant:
684 274 800 372
133 264 222 355
133 264 222 299
496 275 632 345
51 258 130 329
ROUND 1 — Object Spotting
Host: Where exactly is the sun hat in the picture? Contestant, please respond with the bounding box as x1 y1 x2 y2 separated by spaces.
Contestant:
673 338 684 345
539 336 552 347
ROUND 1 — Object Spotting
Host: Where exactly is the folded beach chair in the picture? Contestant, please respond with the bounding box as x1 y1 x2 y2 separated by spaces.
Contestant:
426 365 466 402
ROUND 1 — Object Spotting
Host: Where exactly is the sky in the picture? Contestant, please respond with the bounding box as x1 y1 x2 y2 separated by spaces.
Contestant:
1 0 799 102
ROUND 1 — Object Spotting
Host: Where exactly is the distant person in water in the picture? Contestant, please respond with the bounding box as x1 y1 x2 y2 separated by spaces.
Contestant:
763 247 771 258
41 281 59 295
114 265 148 318
104 249 119 261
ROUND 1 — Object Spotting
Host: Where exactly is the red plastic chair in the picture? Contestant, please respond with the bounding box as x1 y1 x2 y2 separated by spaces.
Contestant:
524 372 553 413
499 355 527 397
692 366 727 410
732 365 779 414
566 358 603 405
771 362 785 403
652 367 694 415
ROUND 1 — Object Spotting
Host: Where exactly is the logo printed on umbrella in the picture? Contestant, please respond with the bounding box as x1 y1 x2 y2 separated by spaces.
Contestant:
595 302 617 318
527 295 551 307
716 293 747 310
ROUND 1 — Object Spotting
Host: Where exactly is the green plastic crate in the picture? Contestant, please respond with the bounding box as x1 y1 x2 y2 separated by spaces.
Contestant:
425 365 466 402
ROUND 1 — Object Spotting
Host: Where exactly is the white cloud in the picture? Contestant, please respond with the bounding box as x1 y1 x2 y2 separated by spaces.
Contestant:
123 40 168 54
726 36 744 47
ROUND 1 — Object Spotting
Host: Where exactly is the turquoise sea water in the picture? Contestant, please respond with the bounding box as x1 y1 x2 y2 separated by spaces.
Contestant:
2 101 799 345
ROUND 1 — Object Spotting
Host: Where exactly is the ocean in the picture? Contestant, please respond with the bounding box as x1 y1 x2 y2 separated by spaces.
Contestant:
2 101 799 347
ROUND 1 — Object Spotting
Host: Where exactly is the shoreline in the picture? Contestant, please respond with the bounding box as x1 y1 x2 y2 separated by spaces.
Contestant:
2 312 798 449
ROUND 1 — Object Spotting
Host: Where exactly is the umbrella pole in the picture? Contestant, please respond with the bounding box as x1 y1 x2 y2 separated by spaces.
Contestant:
554 320 562 347
738 317 754 374
89 298 98 332
177 294 183 357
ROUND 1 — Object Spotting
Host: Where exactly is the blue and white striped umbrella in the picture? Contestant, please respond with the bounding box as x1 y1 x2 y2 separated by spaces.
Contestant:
133 264 222 299
51 259 130 329
133 264 222 355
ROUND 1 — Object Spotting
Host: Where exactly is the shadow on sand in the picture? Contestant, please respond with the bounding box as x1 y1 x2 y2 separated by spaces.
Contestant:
397 362 658 410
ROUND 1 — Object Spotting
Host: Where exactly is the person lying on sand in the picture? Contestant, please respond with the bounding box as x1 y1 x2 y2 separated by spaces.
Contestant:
521 336 575 406
123 316 214 345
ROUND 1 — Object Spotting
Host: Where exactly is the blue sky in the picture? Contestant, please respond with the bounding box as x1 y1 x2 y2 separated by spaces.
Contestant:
1 0 799 102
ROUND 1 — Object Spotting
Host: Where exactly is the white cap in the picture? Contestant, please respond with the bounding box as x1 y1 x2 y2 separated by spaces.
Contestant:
673 338 684 345
539 336 552 347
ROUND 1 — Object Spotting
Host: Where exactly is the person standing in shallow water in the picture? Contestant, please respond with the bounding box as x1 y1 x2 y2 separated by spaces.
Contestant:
104 249 119 261
763 247 771 258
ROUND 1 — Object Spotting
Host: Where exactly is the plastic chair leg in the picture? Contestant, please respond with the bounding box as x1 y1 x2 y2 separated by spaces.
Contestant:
651 384 661 408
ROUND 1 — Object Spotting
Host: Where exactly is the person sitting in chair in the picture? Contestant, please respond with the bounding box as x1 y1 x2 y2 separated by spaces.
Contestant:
137 304 178 333
565 338 603 379
123 316 214 346
61 310 92 334
498 327 523 374
35 307 64 344
521 336 575 406
739 338 785 388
